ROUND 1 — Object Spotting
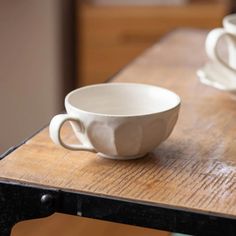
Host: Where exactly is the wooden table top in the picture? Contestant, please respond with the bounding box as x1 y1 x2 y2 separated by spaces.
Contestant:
1 29 236 221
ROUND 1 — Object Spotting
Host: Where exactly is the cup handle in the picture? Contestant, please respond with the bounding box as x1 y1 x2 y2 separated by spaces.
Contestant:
205 28 236 71
49 114 95 152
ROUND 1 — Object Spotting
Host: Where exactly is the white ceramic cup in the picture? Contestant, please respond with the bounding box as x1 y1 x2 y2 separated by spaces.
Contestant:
206 14 236 71
49 83 181 160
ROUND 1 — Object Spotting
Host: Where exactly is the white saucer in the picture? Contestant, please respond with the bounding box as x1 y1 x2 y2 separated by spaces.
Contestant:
197 61 236 93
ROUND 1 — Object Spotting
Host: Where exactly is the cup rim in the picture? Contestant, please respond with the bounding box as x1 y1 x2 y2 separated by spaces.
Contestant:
223 14 236 31
65 83 181 117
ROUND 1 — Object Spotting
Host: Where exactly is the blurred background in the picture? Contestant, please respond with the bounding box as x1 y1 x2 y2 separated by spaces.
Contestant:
0 0 233 235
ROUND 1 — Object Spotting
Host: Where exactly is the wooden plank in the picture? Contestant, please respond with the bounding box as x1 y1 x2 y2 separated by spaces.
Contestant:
1 29 236 220
12 213 170 236
77 1 230 85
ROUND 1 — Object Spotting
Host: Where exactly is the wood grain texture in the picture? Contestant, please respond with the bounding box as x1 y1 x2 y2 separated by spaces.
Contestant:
1 29 236 220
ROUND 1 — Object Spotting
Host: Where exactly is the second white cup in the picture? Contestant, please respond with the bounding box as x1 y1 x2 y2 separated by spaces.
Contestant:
206 14 236 71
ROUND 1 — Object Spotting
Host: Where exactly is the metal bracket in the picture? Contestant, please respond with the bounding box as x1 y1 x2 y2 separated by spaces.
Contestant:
1 180 236 236
0 181 58 236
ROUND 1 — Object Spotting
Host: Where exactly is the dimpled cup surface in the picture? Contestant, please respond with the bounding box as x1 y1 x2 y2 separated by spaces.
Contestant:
65 83 180 160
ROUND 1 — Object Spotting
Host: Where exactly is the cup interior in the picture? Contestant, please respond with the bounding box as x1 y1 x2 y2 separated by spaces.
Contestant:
66 83 180 116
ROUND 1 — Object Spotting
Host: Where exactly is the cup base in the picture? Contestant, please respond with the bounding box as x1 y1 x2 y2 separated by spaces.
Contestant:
97 152 148 160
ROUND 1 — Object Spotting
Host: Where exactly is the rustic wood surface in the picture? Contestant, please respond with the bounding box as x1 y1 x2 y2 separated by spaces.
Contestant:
1 29 236 220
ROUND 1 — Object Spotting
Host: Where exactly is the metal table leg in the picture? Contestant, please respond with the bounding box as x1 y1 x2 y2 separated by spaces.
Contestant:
0 182 58 236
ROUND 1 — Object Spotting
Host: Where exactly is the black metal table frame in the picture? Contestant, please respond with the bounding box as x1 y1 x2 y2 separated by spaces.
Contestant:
1 141 236 236
1 180 236 236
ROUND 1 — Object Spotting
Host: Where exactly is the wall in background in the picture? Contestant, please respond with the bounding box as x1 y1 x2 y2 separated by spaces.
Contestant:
0 0 74 153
